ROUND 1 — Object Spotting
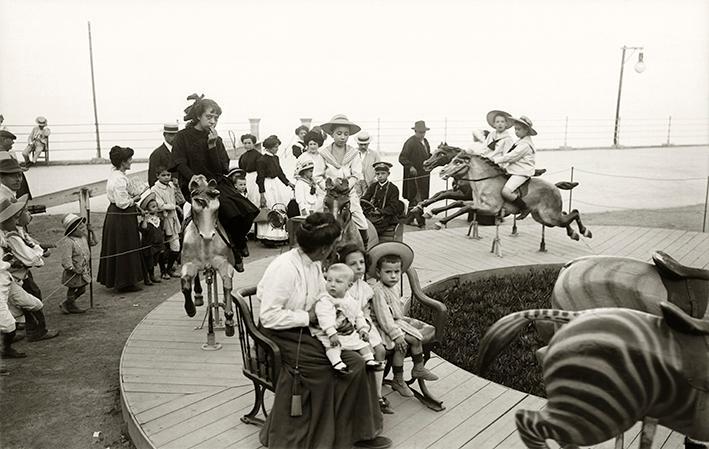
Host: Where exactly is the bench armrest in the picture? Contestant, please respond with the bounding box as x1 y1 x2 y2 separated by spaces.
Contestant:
406 268 448 342
234 287 282 389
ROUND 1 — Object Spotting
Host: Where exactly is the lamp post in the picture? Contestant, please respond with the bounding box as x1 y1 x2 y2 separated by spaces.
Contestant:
613 45 645 147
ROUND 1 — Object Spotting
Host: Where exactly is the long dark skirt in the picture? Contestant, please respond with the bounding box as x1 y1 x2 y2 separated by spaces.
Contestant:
259 327 383 449
97 204 146 289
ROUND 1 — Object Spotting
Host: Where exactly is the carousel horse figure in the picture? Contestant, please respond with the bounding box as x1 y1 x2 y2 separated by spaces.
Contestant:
478 305 709 449
410 142 547 227
322 177 378 252
181 175 236 337
432 150 587 241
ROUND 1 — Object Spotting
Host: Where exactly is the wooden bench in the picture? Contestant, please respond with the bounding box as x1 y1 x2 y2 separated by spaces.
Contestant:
233 267 448 425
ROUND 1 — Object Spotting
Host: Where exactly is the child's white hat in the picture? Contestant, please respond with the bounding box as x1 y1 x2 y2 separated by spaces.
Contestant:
367 241 414 278
62 213 86 236
508 115 538 136
486 110 513 129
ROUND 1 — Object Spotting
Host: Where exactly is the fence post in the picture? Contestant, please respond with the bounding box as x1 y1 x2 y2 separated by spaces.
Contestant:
703 176 708 233
665 115 672 146
248 118 261 140
562 116 569 149
568 166 574 211
443 117 448 142
79 187 94 308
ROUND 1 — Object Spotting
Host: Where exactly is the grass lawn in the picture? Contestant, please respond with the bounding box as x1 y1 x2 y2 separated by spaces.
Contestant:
0 203 705 449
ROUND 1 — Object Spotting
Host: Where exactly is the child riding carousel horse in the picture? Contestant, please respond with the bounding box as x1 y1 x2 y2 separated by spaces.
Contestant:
492 115 537 216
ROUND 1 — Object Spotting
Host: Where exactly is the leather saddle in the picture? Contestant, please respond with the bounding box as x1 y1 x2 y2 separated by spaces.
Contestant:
652 251 709 319
660 302 709 392
505 169 547 199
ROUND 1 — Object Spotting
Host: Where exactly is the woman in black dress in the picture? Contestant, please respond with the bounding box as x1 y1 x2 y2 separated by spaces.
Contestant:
171 95 259 271
97 146 148 292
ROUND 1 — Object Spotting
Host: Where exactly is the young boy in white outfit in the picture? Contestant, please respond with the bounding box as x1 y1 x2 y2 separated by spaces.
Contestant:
312 263 383 374
493 115 537 213
480 110 515 160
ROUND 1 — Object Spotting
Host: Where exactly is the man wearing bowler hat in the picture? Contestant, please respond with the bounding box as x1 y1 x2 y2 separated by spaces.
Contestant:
399 120 431 227
0 133 32 200
148 123 179 187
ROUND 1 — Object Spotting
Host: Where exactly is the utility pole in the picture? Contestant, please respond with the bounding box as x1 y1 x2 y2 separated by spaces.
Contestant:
88 22 101 159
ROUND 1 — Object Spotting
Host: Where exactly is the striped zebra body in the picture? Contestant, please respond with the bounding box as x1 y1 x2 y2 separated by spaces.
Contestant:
479 307 709 448
552 255 666 314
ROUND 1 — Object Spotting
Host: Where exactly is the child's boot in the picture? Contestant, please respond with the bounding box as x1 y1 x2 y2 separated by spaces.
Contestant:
25 310 59 342
150 267 162 284
391 367 414 397
410 353 438 381
60 297 86 314
379 396 394 414
1 331 27 359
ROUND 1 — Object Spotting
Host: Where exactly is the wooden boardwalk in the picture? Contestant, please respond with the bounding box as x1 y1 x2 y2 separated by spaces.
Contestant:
120 224 709 449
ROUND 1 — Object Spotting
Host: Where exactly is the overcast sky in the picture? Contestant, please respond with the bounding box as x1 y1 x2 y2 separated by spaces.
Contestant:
1 0 708 149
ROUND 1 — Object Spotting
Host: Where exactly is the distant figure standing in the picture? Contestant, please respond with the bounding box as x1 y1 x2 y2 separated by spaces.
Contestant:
22 116 50 166
291 125 309 158
148 124 179 187
356 131 381 187
399 120 431 227
237 133 262 208
0 131 31 199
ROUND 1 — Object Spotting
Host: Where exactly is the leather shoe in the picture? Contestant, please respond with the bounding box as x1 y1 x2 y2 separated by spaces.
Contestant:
354 436 392 449
27 329 59 342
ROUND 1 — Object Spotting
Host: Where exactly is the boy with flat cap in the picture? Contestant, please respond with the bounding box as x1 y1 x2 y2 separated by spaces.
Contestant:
361 162 404 236
0 130 32 199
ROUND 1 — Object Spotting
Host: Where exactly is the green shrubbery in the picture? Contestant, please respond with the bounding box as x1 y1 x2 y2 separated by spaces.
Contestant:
412 267 561 397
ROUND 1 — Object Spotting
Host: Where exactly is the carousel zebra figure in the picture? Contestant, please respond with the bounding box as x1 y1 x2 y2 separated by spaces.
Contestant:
477 305 709 449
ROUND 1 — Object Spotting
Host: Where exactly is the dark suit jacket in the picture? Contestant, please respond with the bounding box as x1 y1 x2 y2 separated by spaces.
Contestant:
399 135 431 201
148 143 172 187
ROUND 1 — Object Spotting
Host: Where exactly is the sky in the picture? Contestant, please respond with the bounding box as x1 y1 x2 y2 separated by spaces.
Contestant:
1 0 708 153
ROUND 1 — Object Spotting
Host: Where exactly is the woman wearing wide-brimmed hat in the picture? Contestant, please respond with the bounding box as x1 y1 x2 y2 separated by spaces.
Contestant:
480 110 515 159
492 115 538 212
314 114 371 246
399 120 432 227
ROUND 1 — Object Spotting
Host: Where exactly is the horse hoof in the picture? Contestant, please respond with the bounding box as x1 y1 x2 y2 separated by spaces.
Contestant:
423 212 433 219
434 222 444 230
571 232 580 241
184 299 196 317
194 296 204 307
584 229 593 238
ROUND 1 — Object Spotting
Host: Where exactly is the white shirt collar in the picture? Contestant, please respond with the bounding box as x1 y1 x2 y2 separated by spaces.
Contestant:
164 140 173 150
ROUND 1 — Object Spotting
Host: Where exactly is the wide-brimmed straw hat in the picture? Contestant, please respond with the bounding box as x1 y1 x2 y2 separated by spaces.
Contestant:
138 190 157 210
295 159 315 175
62 213 86 236
320 114 361 136
35 116 47 125
486 110 513 129
367 241 415 278
0 194 28 223
411 120 430 132
508 115 538 136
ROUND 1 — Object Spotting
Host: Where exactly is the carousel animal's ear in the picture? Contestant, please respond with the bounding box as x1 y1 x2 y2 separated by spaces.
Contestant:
207 179 218 188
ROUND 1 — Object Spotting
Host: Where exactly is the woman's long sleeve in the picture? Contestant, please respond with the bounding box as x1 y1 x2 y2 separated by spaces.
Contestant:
258 262 309 329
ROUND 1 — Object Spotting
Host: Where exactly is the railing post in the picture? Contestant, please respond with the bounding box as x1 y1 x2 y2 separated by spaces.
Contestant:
248 118 261 140
376 117 381 152
568 166 575 211
703 176 708 233
563 116 569 148
665 115 672 146
443 117 448 142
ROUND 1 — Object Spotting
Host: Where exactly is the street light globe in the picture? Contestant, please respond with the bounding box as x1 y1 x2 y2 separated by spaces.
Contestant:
634 52 646 73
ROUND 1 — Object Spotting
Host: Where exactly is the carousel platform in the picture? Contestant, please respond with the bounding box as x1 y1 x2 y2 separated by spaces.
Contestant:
120 224 709 449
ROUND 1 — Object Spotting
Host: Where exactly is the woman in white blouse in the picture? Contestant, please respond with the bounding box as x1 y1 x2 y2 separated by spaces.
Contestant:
97 146 148 292
257 212 391 449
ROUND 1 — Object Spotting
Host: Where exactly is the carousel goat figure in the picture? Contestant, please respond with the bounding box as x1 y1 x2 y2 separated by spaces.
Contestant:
180 175 236 337
478 304 709 449
432 150 586 247
322 177 378 252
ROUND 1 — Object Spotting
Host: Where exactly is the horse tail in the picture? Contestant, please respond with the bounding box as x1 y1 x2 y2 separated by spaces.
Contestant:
554 181 579 190
477 309 582 374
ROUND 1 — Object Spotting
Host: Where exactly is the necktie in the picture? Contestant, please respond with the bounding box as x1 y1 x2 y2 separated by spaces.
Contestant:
487 139 499 151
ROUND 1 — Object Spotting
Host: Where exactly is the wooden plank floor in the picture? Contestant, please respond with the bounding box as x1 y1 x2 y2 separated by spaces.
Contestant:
120 224 709 449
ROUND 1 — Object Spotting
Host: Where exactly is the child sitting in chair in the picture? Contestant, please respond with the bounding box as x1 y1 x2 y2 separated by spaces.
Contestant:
311 263 382 374
337 243 393 414
370 241 438 397
361 161 404 237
